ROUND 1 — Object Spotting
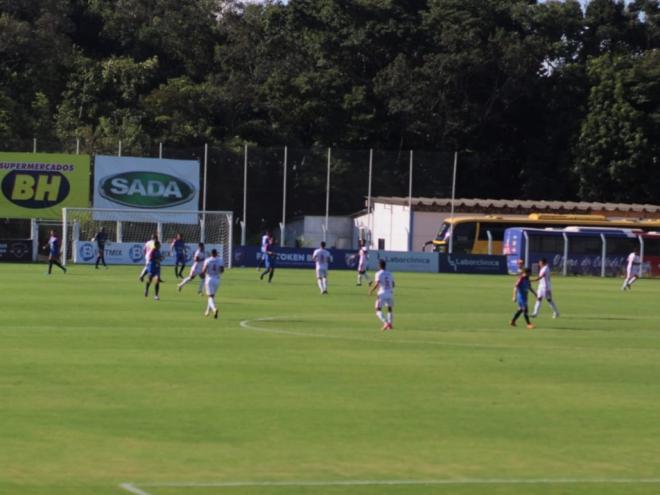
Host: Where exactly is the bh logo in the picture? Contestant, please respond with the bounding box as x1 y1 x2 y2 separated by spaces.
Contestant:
2 171 70 208
129 244 144 263
79 243 95 262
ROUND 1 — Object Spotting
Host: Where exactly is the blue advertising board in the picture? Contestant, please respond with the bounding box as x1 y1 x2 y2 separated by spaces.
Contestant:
438 254 508 274
233 245 358 270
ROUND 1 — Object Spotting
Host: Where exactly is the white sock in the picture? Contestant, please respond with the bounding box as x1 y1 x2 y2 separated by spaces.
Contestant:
387 312 393 324
549 300 559 314
357 273 362 284
208 297 217 312
629 277 638 286
180 276 191 287
198 279 204 293
322 278 328 291
317 279 324 293
532 300 541 316
376 311 386 323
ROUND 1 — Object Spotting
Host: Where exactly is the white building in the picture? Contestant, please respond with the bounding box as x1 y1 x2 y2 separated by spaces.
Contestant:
352 198 448 252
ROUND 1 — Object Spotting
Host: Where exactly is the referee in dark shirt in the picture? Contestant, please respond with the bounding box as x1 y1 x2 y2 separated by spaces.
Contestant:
93 227 108 269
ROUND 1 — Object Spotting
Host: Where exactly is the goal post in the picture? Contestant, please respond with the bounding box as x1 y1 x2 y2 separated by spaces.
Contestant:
62 208 233 268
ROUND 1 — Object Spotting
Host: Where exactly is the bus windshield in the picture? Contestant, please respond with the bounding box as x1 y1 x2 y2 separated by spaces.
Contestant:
436 222 451 241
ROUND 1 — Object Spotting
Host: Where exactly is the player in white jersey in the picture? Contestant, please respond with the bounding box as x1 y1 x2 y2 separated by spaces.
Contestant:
531 258 560 318
139 234 159 282
369 259 395 330
622 249 641 290
355 239 371 286
178 242 206 294
312 241 333 294
201 249 224 319
257 231 271 271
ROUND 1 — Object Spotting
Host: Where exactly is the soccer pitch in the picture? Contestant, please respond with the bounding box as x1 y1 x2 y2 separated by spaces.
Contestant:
2 264 660 495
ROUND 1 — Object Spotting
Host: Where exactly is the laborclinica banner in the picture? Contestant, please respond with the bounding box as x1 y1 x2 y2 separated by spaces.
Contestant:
0 152 91 219
93 155 200 223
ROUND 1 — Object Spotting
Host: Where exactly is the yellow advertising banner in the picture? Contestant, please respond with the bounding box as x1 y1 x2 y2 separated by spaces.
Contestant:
0 152 91 219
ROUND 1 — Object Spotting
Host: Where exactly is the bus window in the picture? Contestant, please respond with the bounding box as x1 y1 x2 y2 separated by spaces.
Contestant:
643 238 660 256
452 222 476 253
529 235 564 253
478 223 507 241
571 237 602 255
436 222 451 241
606 238 637 255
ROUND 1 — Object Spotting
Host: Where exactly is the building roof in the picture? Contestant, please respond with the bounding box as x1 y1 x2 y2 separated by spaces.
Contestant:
369 197 660 215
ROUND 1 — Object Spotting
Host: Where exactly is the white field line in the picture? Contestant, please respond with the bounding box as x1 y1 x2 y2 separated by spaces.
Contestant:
238 316 598 351
119 483 153 495
123 478 660 491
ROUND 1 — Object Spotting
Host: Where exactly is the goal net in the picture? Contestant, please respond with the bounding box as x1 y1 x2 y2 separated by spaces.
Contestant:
62 208 233 268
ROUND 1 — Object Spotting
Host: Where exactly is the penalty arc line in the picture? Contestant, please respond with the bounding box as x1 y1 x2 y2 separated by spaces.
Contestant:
238 316 611 351
119 483 153 495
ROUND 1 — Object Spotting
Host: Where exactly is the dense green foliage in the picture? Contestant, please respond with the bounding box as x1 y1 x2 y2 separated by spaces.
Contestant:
2 264 660 494
0 0 658 202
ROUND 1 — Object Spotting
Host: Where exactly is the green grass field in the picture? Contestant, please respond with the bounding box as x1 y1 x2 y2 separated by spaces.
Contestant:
2 263 660 495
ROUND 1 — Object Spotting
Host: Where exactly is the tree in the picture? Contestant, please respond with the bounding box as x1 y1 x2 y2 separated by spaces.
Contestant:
573 51 660 202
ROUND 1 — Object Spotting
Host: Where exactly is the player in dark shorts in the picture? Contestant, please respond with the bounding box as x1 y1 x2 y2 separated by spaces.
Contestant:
44 229 66 275
171 233 186 279
144 241 162 300
93 227 108 269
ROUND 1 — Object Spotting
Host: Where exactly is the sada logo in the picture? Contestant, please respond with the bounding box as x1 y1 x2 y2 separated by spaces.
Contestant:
1 171 70 208
99 171 194 209
79 243 95 261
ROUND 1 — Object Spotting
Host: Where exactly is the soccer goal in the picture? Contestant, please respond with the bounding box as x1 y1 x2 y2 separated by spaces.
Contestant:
62 207 233 268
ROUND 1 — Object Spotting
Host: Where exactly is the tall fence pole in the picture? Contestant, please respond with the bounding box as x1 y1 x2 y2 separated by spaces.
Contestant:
159 142 163 159
280 146 288 247
449 151 458 254
76 138 80 155
118 140 122 157
241 143 248 246
201 143 209 243
33 138 37 153
202 143 209 213
324 147 331 243
408 149 414 252
367 148 373 247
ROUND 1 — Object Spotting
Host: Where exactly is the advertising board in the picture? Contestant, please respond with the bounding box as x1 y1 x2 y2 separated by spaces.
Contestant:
73 241 223 265
0 240 33 262
92 155 199 223
438 254 508 274
0 152 90 219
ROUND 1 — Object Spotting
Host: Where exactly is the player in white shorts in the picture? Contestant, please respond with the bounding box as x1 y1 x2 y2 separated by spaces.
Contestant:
201 249 224 319
355 239 371 286
369 259 395 330
622 249 641 290
312 241 333 294
178 242 206 294
531 258 559 318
